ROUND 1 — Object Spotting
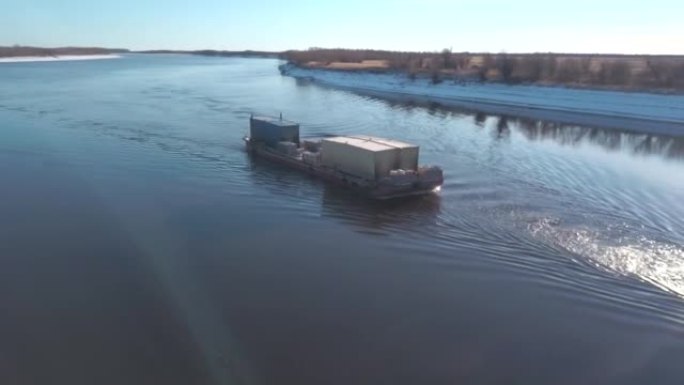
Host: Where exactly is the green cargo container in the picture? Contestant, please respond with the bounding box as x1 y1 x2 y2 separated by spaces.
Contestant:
249 115 299 146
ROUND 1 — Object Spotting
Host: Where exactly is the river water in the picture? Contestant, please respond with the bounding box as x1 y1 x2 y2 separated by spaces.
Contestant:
1 55 683 385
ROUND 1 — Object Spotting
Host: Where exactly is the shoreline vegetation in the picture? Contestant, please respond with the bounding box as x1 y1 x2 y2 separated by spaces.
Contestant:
0 46 128 58
3 45 682 94
137 49 279 58
0 46 278 59
0 55 122 63
282 49 684 93
5 45 682 93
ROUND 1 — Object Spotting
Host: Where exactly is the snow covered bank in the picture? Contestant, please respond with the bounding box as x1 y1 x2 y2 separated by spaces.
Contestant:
280 64 684 136
0 54 121 63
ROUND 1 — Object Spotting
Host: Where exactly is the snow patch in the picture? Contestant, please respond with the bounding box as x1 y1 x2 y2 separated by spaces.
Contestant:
280 64 684 136
0 55 121 63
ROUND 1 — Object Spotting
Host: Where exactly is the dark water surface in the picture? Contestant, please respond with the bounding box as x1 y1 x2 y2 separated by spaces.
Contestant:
1 55 684 385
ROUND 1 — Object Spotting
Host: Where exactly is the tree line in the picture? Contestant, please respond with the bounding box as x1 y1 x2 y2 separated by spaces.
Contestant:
283 49 684 91
0 46 128 58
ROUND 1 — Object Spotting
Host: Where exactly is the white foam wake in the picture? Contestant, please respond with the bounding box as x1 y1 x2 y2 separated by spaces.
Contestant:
529 217 684 297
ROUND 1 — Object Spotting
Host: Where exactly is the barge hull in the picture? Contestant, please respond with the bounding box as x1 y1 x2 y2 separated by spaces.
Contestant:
245 138 442 199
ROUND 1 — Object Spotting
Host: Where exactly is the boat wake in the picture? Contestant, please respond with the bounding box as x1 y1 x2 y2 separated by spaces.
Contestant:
529 217 684 298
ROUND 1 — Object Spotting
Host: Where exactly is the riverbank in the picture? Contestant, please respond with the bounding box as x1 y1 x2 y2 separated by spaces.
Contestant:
0 54 122 63
137 49 280 58
0 46 127 58
284 49 684 93
280 63 684 136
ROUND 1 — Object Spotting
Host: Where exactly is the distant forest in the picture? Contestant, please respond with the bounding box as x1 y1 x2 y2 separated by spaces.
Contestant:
0 46 128 58
5 45 682 92
139 49 279 58
0 46 278 59
284 49 684 92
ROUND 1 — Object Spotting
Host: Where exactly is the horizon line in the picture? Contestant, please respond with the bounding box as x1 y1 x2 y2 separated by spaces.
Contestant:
2 45 684 57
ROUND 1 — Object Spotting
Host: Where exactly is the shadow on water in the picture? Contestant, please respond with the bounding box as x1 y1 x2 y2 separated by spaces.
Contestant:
320 187 441 236
245 154 441 235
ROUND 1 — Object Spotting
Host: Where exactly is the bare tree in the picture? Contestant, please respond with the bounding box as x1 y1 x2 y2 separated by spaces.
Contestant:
555 59 582 83
518 55 544 82
441 48 452 69
605 61 630 85
495 53 516 82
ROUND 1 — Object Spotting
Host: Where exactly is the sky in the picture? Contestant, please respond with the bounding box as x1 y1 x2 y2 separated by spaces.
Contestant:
1 0 682 54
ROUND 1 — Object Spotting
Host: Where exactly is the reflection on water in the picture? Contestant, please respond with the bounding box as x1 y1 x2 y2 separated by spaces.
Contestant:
245 154 441 235
474 111 487 126
309 87 684 160
508 116 684 159
471 105 683 159
320 187 441 235
495 116 511 139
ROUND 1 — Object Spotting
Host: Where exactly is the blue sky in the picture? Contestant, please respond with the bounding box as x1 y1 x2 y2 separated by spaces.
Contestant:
2 0 682 54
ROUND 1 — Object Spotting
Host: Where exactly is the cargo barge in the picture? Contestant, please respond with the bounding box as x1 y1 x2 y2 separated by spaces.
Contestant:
244 115 443 199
